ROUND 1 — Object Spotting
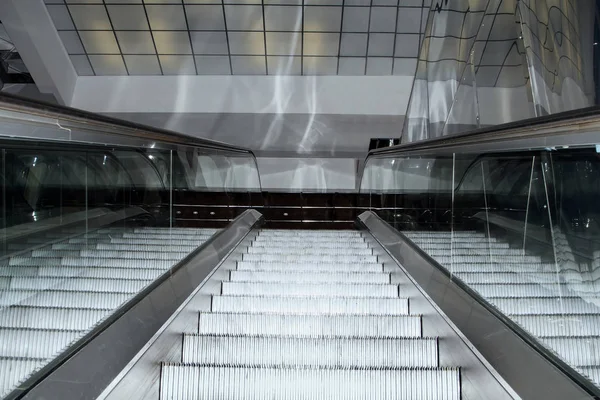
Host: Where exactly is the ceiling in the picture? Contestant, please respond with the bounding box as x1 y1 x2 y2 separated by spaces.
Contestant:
43 0 430 76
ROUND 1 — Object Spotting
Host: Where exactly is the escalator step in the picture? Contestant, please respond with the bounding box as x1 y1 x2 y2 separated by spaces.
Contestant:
108 238 207 245
95 244 197 252
255 238 367 245
212 295 409 315
488 297 600 315
0 306 110 330
469 283 576 298
431 255 542 264
236 261 384 273
246 247 373 256
540 337 600 366
121 233 211 239
160 365 461 400
8 277 149 293
457 272 563 285
0 328 82 359
181 335 438 368
1 290 130 309
61 258 174 269
221 282 398 298
251 242 369 249
415 242 509 249
0 358 45 398
79 250 186 260
259 231 362 237
437 262 556 273
513 315 600 337
241 254 378 263
0 266 165 280
198 312 422 338
229 271 390 284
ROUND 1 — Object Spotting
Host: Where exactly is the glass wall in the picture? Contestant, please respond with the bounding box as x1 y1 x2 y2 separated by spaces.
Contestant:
0 100 261 397
361 142 600 389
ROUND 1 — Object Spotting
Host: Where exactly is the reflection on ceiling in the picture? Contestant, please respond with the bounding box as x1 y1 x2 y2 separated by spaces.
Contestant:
43 0 430 76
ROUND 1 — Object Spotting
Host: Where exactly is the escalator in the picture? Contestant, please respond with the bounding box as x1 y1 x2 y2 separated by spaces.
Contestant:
1 94 600 400
160 229 461 400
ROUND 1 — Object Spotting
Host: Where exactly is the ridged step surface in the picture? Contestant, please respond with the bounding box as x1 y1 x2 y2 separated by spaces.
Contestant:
160 229 461 400
160 366 461 400
182 335 438 368
198 312 422 338
0 226 214 398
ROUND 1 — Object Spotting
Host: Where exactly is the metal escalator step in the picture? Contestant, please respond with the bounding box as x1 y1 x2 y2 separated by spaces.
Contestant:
31 250 82 258
2 290 130 309
251 242 369 249
488 297 600 315
241 254 378 263
67 238 111 244
404 230 484 237
51 243 103 250
236 261 383 273
132 228 214 234
0 278 10 290
443 263 556 273
107 238 206 245
212 295 409 315
430 255 542 264
121 233 211 239
0 267 40 277
513 315 600 337
229 270 390 284
469 283 575 298
0 306 110 330
259 231 361 237
246 247 373 256
578 366 600 386
61 258 174 269
0 358 45 398
8 277 149 293
181 335 438 368
79 250 186 260
416 242 509 249
425 248 527 256
160 365 461 400
255 238 368 246
457 272 563 285
198 312 421 338
9 257 63 267
540 337 600 366
221 282 398 298
40 266 166 280
0 328 82 359
95 244 198 252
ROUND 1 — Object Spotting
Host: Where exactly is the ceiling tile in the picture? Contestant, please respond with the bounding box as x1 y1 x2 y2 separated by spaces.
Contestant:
396 7 422 33
65 0 103 2
344 0 370 5
186 0 224 3
146 5 187 30
225 5 263 31
79 30 120 54
474 65 500 87
46 5 75 30
394 33 419 57
264 6 302 31
367 33 394 56
70 55 95 75
106 5 148 30
373 0 397 5
303 56 337 75
68 5 112 30
397 0 422 5
366 57 392 75
124 55 162 75
342 7 369 32
338 57 365 74
339 33 367 56
480 41 520 65
143 0 180 3
266 32 301 56
265 0 302 4
46 0 66 3
195 56 231 74
185 5 225 30
159 55 196 74
392 57 417 75
58 31 85 54
370 7 396 32
191 31 229 55
228 32 265 55
88 54 127 75
153 31 192 54
305 0 343 5
231 56 266 74
304 7 342 32
267 56 301 74
224 0 260 3
116 31 156 54
303 32 339 56
105 0 143 3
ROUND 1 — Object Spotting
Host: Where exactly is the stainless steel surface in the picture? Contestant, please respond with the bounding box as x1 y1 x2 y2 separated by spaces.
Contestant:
359 210 594 399
10 209 262 400
103 227 521 399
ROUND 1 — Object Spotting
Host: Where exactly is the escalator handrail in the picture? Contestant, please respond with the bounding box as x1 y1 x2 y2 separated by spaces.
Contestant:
0 92 253 155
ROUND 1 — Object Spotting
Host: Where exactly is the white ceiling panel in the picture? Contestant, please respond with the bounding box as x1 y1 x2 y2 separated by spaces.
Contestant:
338 57 365 75
225 5 264 31
303 56 338 74
186 5 226 30
264 6 302 31
230 55 266 74
88 54 127 75
267 56 301 74
69 5 112 30
79 30 120 54
339 33 368 56
191 31 229 55
159 55 196 74
116 31 156 54
195 56 232 74
228 32 265 55
303 32 339 56
106 5 148 30
146 5 188 30
124 55 162 75
304 7 342 32
153 31 192 54
266 32 302 56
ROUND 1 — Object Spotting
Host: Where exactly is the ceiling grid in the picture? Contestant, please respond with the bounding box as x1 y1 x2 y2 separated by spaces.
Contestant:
44 0 428 76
